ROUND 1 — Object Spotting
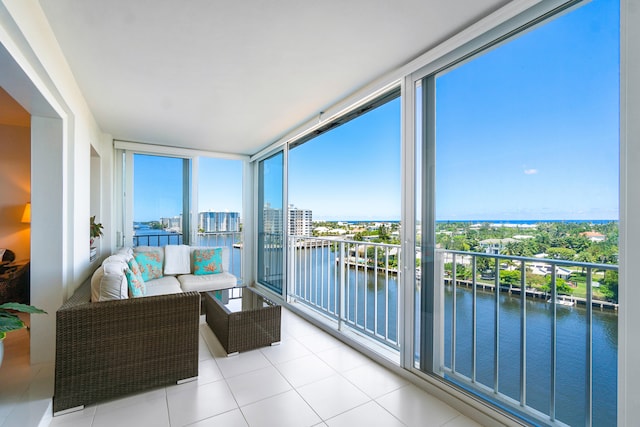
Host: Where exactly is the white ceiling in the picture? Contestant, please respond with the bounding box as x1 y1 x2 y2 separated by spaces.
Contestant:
38 0 509 156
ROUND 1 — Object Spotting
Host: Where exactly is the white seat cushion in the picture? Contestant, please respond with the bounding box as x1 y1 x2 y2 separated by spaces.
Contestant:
145 276 183 296
177 272 237 292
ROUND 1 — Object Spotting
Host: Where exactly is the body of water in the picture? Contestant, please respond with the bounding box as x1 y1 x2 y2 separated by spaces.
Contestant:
444 285 617 426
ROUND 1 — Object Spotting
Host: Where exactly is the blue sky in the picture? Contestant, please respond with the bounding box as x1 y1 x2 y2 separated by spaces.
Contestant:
198 157 243 215
133 155 242 222
434 0 619 221
291 0 619 221
135 0 619 223
133 154 183 222
289 99 401 221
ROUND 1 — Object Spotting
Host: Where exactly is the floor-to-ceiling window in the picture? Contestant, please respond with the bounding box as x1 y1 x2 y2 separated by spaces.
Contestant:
250 0 620 424
285 92 402 350
115 145 247 275
196 157 244 283
132 154 189 246
257 151 285 294
414 0 619 425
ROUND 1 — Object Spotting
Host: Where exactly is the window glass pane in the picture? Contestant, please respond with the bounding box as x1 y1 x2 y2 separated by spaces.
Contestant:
288 94 401 350
258 152 284 294
417 0 619 425
133 154 186 246
196 157 243 283
289 97 401 222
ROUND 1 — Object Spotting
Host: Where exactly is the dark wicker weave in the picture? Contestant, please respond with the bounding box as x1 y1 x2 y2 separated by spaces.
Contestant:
53 280 200 414
204 288 281 355
0 261 29 304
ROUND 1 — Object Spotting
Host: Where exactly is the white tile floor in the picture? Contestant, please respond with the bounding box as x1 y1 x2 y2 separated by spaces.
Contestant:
0 307 485 427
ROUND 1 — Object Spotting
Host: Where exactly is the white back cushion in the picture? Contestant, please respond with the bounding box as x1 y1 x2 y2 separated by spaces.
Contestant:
91 260 129 302
164 244 191 275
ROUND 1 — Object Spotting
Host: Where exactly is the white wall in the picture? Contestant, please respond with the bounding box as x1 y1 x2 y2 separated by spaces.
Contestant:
0 0 108 363
29 116 64 363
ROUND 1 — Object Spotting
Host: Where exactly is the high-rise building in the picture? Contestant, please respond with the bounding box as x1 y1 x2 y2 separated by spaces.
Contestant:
288 205 312 236
198 211 240 232
262 203 283 235
160 215 182 232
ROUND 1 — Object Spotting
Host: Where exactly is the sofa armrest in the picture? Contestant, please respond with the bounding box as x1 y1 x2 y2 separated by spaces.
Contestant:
53 282 200 413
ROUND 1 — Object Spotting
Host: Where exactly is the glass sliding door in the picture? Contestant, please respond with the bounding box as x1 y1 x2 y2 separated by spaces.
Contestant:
132 154 190 247
287 92 401 348
196 157 244 283
414 0 619 425
257 151 285 294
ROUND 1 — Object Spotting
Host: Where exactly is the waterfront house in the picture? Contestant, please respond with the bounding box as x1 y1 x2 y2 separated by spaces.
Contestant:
528 263 573 280
479 238 518 255
581 231 607 242
0 1 637 426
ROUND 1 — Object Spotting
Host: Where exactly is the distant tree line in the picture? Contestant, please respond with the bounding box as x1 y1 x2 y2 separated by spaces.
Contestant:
437 221 618 301
436 221 618 264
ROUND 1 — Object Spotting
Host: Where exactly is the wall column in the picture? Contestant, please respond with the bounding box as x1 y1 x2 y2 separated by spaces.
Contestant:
30 115 65 364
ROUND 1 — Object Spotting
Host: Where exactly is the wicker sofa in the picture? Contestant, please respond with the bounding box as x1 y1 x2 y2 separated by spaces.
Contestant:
53 245 239 414
53 279 200 414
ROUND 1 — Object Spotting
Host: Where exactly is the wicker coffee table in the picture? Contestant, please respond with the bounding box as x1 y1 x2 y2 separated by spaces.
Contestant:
204 287 281 355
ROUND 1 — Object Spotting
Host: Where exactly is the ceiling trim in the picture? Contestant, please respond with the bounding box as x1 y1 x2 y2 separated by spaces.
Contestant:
250 79 402 162
114 139 250 161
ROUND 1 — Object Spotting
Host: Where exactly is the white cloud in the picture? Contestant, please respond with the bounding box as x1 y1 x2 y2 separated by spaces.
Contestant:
524 169 538 175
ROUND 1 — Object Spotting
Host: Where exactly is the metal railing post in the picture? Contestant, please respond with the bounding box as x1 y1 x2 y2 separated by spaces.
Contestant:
550 265 557 422
586 267 593 427
520 260 527 407
339 241 346 331
451 253 457 373
494 256 500 394
472 255 477 383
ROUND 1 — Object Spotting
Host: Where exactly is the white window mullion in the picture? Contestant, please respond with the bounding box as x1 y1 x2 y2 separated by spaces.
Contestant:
191 156 199 245
123 150 134 247
400 74 416 370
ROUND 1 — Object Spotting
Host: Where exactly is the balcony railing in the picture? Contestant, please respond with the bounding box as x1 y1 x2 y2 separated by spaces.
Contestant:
439 250 617 427
133 231 183 246
259 232 285 293
286 236 617 427
288 235 400 350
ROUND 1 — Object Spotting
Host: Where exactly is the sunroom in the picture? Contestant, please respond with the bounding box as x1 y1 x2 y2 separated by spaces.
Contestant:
0 0 637 426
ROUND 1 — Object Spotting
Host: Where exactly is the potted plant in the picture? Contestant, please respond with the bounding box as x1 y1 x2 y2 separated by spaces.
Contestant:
90 215 104 246
0 302 46 367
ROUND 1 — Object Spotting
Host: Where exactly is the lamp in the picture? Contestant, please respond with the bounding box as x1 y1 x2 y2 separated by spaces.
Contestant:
21 203 31 223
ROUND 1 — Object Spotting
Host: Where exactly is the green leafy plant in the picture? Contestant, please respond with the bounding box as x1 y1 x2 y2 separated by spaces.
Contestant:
0 302 47 340
90 215 104 239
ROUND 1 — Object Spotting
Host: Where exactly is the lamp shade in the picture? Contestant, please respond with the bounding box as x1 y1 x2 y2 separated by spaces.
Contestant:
21 203 31 223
